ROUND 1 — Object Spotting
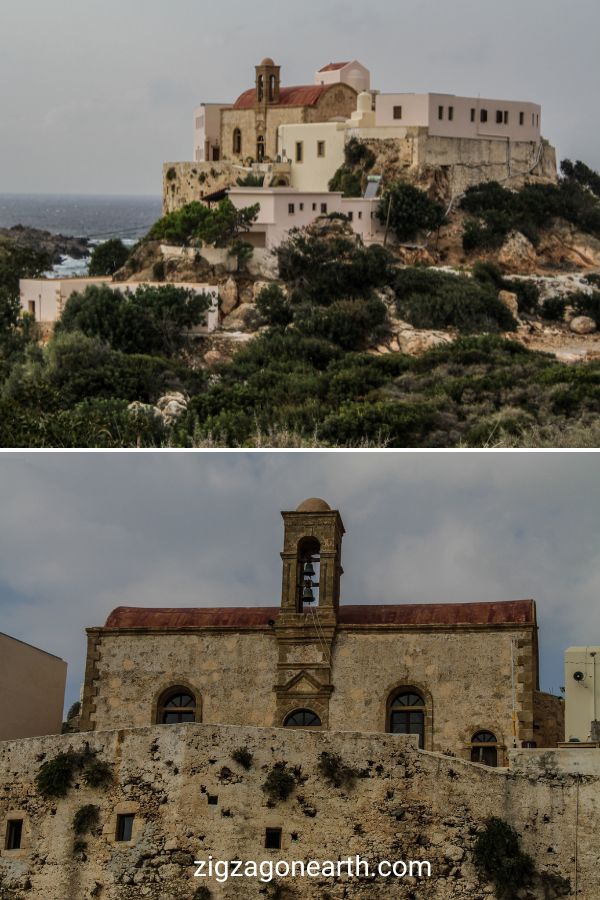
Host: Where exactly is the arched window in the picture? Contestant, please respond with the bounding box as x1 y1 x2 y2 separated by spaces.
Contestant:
296 537 320 611
269 75 276 102
157 688 197 724
256 135 265 162
284 709 321 727
388 690 425 748
233 129 242 155
471 731 498 767
257 75 264 103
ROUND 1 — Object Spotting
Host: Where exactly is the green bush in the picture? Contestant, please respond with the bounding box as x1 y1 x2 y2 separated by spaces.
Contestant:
377 182 445 242
263 763 296 802
473 817 534 899
148 199 259 247
541 296 567 321
88 239 130 276
83 758 113 788
394 267 517 333
571 290 600 326
56 284 211 356
471 262 540 315
317 751 359 788
73 805 100 835
328 166 363 198
344 137 375 169
36 751 81 798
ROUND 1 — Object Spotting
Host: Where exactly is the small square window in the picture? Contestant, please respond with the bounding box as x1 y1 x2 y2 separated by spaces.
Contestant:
470 108 476 123
448 106 454 122
320 203 328 214
116 814 135 842
519 112 524 126
207 795 218 806
393 105 402 120
480 109 488 123
265 828 282 850
288 204 295 215
317 141 326 157
438 106 444 120
5 820 23 850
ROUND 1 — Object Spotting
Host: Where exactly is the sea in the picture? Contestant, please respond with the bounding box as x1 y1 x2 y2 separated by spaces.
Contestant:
0 193 162 277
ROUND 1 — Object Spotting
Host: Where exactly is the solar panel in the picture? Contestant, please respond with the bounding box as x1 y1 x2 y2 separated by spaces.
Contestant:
363 176 381 199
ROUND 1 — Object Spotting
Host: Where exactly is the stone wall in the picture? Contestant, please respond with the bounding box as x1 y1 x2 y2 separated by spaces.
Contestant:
81 620 563 756
162 163 239 215
0 725 597 899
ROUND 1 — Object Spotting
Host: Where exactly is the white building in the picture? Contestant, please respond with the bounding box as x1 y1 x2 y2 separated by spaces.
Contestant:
564 646 600 743
193 102 232 163
228 186 386 250
314 60 371 94
20 278 220 332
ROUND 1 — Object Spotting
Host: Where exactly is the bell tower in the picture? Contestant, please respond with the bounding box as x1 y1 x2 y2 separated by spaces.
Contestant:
273 499 345 728
255 57 281 107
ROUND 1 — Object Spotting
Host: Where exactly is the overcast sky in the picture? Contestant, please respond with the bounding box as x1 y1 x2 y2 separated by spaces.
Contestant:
1 452 599 712
0 0 599 195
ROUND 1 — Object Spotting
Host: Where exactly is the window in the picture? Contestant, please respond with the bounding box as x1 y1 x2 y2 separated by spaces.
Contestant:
470 108 476 123
388 690 425 749
393 105 403 120
503 111 509 124
532 113 535 126
158 688 197 724
265 828 282 850
448 106 454 122
536 114 539 126
257 75 264 103
295 142 303 163
257 136 265 162
519 112 524 126
5 820 23 850
480 109 488 123
438 105 444 120
299 203 304 211
312 203 317 212
116 814 135 842
317 141 326 158
269 75 276 102
320 203 328 214
28 300 35 317
358 211 363 220
348 211 354 221
233 128 242 155
284 709 321 727
207 795 218 805
496 110 503 124
288 204 295 215
470 731 499 767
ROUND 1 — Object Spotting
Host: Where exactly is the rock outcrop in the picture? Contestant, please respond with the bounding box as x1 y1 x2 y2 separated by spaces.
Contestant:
0 225 89 264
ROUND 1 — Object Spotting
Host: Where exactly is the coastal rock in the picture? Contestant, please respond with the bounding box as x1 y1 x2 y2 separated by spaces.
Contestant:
0 225 89 265
498 231 537 273
569 316 597 335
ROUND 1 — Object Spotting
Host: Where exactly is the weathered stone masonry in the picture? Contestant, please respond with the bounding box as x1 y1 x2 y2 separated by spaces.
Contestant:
0 725 597 900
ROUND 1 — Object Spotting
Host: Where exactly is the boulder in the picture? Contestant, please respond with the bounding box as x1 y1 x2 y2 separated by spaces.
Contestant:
498 290 520 320
397 328 455 356
498 231 537 273
219 277 238 317
203 349 223 366
155 392 188 425
569 316 597 335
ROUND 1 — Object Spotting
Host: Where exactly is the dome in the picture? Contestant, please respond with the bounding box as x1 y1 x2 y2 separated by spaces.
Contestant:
260 57 275 67
296 498 331 512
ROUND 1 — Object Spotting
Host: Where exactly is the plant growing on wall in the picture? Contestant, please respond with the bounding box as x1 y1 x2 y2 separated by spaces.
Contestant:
474 817 534 898
36 749 113 799
83 759 113 789
231 747 254 770
73 804 100 835
262 762 296 802
317 751 359 788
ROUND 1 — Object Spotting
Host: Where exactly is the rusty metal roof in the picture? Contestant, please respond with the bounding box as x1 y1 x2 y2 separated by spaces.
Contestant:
318 62 351 72
233 84 333 109
104 600 534 630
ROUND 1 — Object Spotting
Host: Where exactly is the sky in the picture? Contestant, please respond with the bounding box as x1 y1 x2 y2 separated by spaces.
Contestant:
0 0 599 195
1 451 599 713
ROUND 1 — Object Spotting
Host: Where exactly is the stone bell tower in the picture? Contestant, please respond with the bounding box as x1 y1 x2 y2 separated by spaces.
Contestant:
274 498 345 728
255 57 281 107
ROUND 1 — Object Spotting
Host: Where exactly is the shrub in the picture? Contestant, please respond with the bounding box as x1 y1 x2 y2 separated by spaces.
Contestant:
263 763 296 802
328 166 363 198
231 747 253 770
73 804 100 835
473 818 534 899
541 296 567 321
56 284 211 356
571 290 600 326
344 137 375 169
36 751 80 798
88 239 130 277
83 758 113 788
472 262 540 315
294 296 387 351
147 199 259 247
377 182 445 241
255 285 292 327
394 267 517 333
166 167 177 181
193 888 212 900
317 751 359 788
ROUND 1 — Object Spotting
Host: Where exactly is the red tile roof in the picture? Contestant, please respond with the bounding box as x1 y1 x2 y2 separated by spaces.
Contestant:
104 600 534 630
233 84 333 109
319 62 351 72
